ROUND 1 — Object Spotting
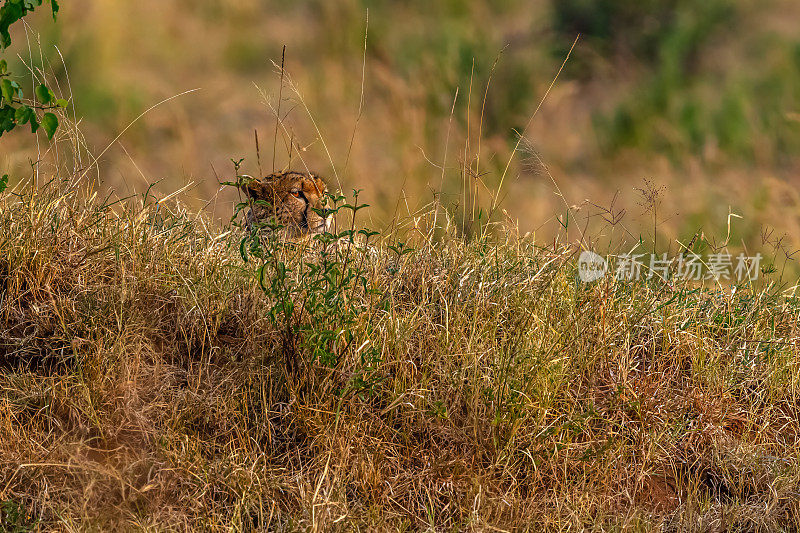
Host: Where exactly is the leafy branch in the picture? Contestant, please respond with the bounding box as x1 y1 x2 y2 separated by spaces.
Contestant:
0 0 61 140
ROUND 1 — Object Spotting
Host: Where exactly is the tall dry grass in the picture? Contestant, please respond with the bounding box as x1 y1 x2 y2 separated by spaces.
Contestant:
1 139 800 529
4 0 800 256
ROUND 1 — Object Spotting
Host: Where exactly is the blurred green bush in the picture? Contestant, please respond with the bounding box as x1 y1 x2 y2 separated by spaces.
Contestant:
553 0 800 164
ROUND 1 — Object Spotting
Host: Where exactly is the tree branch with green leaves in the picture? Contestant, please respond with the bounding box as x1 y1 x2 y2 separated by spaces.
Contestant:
0 0 61 140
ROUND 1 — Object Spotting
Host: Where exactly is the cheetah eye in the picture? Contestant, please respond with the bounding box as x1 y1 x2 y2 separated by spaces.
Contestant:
290 189 301 198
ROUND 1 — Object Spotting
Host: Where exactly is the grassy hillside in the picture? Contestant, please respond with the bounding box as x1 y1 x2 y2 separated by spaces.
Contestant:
1 166 800 530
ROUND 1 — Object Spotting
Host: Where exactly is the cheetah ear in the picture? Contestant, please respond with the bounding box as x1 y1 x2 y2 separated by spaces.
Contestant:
308 173 328 194
240 175 269 200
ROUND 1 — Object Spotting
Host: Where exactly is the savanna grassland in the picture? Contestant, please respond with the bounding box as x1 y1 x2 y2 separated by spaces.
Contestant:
2 0 800 248
2 0 800 531
3 166 800 531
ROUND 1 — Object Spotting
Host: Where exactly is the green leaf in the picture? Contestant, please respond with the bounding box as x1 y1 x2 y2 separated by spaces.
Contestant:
0 105 14 133
239 238 248 263
0 174 8 193
1 79 14 104
56 98 68 108
14 104 32 124
0 60 6 74
0 3 25 49
30 114 39 133
35 83 52 104
41 112 57 140
0 0 55 49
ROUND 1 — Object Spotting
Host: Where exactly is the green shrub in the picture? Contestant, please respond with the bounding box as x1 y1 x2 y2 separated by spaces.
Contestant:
0 0 62 139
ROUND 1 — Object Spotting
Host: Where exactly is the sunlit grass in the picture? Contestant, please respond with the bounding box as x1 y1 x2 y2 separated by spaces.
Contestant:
1 166 799 529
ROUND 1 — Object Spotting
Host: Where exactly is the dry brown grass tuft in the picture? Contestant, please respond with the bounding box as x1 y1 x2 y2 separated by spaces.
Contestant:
1 172 799 531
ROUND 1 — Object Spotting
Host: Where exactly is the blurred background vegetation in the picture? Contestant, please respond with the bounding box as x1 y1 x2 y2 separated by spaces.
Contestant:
2 0 800 263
